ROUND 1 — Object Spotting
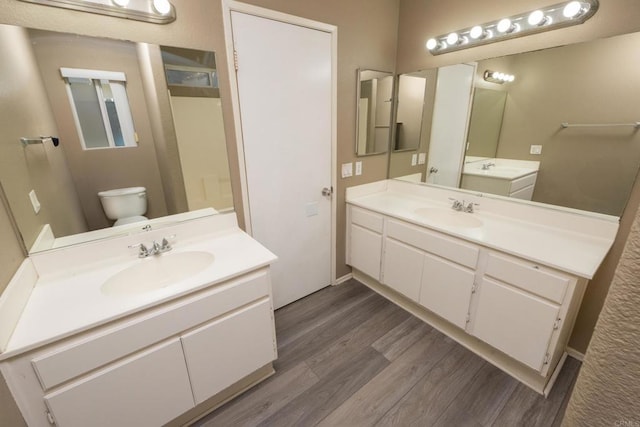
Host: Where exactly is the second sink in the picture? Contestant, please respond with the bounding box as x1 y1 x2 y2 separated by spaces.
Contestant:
414 207 483 229
101 251 215 296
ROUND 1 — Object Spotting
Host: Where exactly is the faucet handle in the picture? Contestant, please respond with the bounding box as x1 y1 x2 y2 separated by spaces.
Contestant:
465 202 479 213
128 242 151 258
160 234 176 252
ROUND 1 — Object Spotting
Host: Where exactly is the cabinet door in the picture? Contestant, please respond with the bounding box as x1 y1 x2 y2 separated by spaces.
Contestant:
181 299 276 404
45 339 194 427
469 278 560 371
349 224 383 280
419 254 474 329
382 238 424 302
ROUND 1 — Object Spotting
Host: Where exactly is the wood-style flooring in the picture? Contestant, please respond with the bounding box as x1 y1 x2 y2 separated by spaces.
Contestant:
192 279 579 426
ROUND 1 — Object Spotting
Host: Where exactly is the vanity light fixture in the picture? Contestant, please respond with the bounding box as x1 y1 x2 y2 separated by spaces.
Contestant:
484 70 515 84
426 0 598 55
16 0 176 24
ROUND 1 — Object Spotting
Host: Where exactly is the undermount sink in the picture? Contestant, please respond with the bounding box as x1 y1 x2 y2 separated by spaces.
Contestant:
101 251 215 296
414 207 484 229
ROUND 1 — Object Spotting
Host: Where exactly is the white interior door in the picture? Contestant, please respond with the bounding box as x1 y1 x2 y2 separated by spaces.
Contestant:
230 10 334 309
426 63 476 187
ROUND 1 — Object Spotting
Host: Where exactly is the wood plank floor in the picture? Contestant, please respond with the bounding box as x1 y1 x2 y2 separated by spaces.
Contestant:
192 279 579 427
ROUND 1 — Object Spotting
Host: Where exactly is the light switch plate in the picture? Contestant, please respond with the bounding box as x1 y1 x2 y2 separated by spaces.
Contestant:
411 154 418 166
28 189 41 214
341 162 353 178
418 153 426 165
305 202 318 217
355 161 362 176
530 145 543 155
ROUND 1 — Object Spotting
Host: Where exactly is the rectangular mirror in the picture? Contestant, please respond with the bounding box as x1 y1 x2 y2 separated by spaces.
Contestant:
0 24 234 253
355 68 393 156
389 30 640 217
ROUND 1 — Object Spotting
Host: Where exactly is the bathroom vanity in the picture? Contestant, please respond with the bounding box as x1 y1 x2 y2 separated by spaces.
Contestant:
346 179 618 395
0 212 277 427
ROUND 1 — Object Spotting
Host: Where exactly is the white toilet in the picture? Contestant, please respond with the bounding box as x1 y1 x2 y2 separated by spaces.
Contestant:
98 187 148 226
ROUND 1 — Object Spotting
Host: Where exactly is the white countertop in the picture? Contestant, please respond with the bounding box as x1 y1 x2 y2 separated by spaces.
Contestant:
347 180 618 279
463 158 540 180
1 219 276 360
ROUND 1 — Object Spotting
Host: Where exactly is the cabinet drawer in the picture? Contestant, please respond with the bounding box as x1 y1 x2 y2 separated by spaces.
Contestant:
45 339 194 427
351 206 384 233
484 252 570 304
387 219 479 269
182 299 276 404
509 173 537 193
32 270 270 390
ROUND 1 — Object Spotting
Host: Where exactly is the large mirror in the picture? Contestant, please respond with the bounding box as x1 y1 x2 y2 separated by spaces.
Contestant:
355 69 393 156
389 30 640 217
0 24 234 253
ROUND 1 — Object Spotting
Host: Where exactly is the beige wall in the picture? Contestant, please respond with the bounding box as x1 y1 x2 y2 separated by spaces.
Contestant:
30 31 169 230
563 196 640 425
0 25 87 250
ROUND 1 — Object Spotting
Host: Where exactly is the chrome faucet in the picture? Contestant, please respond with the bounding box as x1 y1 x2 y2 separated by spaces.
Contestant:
481 162 495 170
449 198 464 211
129 236 174 258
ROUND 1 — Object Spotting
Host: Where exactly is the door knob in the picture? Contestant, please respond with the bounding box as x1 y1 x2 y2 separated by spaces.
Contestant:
429 167 439 174
322 187 333 197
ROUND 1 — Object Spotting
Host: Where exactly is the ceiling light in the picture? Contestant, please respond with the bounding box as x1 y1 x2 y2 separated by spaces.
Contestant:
16 0 176 24
484 70 515 84
425 0 598 55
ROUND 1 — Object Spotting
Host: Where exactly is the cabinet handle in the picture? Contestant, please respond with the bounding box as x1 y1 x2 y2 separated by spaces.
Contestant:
532 265 540 270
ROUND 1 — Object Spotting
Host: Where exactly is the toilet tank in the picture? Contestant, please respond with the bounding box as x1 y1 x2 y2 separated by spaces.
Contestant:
98 187 147 220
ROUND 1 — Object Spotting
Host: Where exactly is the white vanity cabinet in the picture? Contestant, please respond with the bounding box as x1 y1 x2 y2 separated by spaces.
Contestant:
1 269 277 427
346 203 588 395
461 171 538 200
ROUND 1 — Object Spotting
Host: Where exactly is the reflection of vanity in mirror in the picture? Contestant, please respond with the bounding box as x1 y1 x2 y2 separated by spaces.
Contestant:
389 30 640 217
355 69 393 156
0 24 234 254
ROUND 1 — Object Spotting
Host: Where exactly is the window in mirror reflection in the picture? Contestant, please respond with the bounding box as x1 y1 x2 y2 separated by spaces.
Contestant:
62 68 137 150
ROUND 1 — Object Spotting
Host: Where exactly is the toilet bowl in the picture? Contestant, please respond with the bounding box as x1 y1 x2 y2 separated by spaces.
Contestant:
98 187 148 226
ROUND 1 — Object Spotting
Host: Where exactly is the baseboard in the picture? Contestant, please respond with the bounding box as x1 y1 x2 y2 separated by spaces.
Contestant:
566 346 585 362
335 272 353 285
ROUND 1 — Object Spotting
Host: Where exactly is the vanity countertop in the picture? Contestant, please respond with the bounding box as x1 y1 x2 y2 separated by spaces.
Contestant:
0 215 277 360
347 180 618 280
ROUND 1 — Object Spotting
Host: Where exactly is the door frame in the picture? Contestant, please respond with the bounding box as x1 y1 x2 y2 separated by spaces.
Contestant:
222 0 338 285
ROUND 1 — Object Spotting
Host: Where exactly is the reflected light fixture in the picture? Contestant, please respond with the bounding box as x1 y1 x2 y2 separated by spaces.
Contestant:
426 0 598 55
484 70 515 84
16 0 176 24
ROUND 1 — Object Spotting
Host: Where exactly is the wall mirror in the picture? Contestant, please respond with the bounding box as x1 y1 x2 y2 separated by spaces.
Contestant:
355 69 393 156
389 30 640 217
0 24 234 253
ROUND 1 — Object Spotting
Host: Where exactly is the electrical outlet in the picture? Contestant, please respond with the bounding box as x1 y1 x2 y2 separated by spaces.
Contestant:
341 162 353 178
530 145 542 155
418 153 426 165
355 161 362 176
411 154 418 166
28 189 41 214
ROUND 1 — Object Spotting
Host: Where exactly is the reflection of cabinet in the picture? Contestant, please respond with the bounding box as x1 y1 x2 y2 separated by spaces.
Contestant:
2 270 277 427
346 204 586 394
461 171 538 200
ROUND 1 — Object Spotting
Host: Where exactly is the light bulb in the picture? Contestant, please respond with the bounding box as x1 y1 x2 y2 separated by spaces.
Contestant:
426 38 438 50
153 0 171 15
446 32 459 45
563 1 583 18
469 26 483 39
507 75 515 82
528 10 546 26
497 18 512 33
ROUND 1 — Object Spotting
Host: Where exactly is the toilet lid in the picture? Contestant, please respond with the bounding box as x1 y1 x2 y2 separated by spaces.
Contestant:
113 216 148 226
